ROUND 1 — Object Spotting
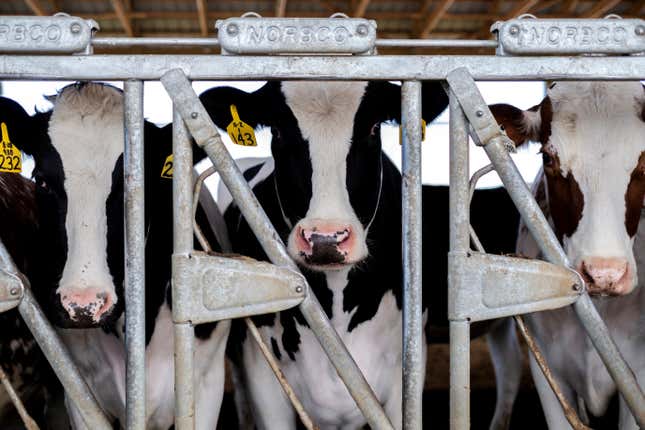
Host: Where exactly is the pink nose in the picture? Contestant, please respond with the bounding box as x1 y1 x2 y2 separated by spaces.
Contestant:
296 224 353 265
580 257 632 296
59 288 115 324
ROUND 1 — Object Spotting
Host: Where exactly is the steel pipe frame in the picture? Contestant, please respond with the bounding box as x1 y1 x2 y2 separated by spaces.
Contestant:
0 55 643 81
401 81 424 429
123 80 147 429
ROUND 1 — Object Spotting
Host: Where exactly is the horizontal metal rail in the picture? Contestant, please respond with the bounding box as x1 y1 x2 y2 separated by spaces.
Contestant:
0 55 642 81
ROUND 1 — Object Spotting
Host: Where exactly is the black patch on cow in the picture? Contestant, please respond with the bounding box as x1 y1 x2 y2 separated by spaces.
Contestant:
243 163 263 181
270 337 281 360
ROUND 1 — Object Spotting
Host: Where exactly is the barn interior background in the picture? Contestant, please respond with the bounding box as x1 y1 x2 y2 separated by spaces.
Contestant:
1 1 642 428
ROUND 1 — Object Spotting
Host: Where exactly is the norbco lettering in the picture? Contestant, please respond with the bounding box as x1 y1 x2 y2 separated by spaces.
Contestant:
517 24 627 47
246 25 351 45
0 24 62 43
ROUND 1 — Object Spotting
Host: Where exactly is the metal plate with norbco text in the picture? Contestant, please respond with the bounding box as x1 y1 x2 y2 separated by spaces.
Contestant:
216 17 377 54
0 15 96 54
493 18 645 56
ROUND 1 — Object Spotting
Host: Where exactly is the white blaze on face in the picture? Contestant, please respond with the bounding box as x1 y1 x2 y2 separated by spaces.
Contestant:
547 81 645 287
49 84 124 310
282 81 369 266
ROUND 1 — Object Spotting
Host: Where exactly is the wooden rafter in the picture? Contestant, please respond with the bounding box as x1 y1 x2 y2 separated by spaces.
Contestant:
627 0 645 15
581 0 621 17
352 0 371 17
562 0 579 14
24 0 46 16
505 0 540 18
275 0 288 17
196 0 208 36
110 0 134 36
419 0 456 38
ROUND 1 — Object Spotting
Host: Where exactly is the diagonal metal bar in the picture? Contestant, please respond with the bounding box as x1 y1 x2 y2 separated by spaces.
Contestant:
445 66 645 428
160 68 394 430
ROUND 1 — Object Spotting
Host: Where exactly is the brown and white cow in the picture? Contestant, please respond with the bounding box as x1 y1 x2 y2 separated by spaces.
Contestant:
491 81 645 429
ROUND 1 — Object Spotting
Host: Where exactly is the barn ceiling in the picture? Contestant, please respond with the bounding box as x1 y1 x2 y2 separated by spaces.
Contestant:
1 1 643 53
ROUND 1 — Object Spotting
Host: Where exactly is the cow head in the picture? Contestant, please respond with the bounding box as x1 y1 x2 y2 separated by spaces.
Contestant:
491 82 645 296
201 81 447 272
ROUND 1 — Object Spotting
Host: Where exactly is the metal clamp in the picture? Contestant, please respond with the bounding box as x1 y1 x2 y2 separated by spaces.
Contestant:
0 269 24 313
172 252 306 324
216 15 377 55
449 251 583 322
492 16 645 56
0 14 98 54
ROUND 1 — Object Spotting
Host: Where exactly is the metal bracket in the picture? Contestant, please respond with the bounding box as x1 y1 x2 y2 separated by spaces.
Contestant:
172 252 306 324
449 251 583 322
0 14 98 54
0 269 24 313
216 15 377 55
492 17 645 56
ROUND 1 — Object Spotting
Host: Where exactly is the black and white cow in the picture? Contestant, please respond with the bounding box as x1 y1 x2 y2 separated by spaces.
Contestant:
0 96 65 427
202 81 522 429
491 81 645 429
12 82 228 429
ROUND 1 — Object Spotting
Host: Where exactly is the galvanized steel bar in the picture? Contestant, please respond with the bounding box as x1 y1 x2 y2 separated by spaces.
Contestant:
448 90 471 430
0 55 643 81
401 81 423 429
161 69 394 430
123 80 146 430
172 108 196 430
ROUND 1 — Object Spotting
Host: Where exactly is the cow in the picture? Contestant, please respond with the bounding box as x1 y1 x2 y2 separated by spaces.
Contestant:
0 96 65 427
11 82 229 429
202 80 523 429
490 81 645 429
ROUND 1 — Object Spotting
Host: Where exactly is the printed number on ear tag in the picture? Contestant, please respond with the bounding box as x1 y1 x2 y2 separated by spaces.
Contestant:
0 122 22 174
227 105 257 147
398 119 427 145
160 154 173 179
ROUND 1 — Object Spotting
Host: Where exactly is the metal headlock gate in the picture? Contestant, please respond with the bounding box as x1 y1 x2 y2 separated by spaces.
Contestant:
0 12 643 430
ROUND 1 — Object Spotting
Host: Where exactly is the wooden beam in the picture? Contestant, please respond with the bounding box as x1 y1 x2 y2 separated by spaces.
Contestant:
24 0 47 16
110 0 134 36
581 0 621 18
419 0 456 38
352 0 371 17
275 0 288 17
196 0 208 36
627 0 645 16
505 0 540 18
562 0 579 14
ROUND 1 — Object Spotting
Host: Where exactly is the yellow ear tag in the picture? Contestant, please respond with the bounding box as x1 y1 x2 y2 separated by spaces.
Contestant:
160 154 173 179
226 105 257 147
398 119 427 145
0 122 22 174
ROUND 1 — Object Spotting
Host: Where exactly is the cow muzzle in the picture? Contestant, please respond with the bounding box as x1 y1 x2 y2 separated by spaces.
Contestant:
57 287 116 327
291 219 361 268
579 257 634 296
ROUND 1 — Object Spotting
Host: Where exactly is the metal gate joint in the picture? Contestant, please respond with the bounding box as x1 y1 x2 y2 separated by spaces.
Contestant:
0 269 25 313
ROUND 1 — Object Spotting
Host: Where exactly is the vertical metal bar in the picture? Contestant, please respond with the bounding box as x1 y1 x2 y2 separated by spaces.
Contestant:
172 108 196 430
160 69 394 430
483 138 645 426
448 90 470 430
123 80 146 430
401 81 423 430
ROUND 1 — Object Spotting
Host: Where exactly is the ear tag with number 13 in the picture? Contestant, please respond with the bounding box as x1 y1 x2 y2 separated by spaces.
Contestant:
227 105 257 147
0 122 22 173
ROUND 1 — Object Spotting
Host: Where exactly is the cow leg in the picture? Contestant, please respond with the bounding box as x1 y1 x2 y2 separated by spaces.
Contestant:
487 318 522 430
529 354 574 430
242 339 296 430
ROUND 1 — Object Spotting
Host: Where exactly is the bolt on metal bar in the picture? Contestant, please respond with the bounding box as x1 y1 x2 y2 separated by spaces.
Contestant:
161 69 393 430
447 89 471 430
444 68 645 425
172 109 196 430
123 80 146 430
401 81 423 429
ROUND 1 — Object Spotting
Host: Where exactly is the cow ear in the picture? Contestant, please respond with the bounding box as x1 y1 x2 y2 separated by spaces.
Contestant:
363 81 448 126
489 103 542 147
0 96 48 155
199 82 278 132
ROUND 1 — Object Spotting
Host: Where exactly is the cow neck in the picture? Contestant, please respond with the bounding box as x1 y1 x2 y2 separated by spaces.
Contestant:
273 154 384 232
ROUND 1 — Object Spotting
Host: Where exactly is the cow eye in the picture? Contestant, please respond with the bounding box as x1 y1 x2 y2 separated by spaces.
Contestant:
540 147 554 166
370 123 380 137
271 126 281 140
34 173 48 189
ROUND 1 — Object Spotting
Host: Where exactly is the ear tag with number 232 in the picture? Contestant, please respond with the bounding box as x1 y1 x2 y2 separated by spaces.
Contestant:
227 105 257 147
160 154 173 179
0 122 22 173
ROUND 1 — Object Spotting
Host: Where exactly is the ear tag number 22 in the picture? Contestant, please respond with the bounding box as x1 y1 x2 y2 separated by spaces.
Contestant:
0 122 22 174
160 154 173 179
227 105 257 147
